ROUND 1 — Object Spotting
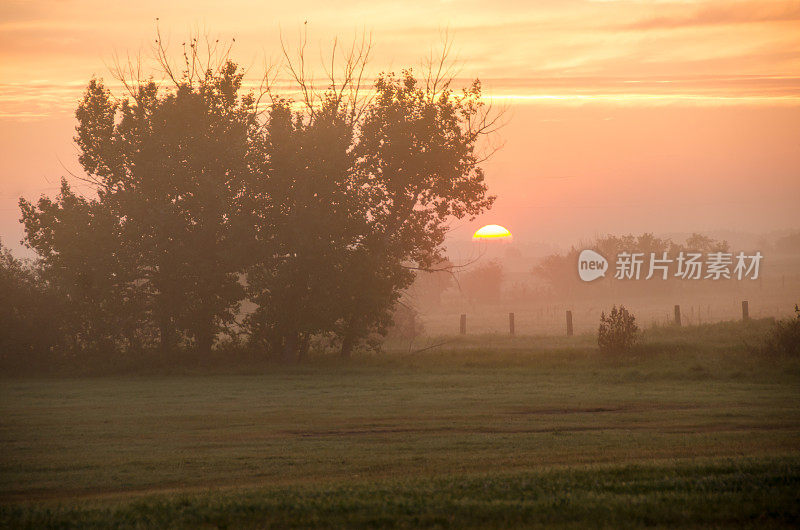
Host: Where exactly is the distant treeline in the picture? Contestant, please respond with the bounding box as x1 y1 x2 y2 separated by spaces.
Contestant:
533 233 735 296
0 35 498 364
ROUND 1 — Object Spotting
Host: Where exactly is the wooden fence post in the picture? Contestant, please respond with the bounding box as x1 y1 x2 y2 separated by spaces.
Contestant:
460 314 467 335
509 312 515 336
674 305 681 327
566 310 573 337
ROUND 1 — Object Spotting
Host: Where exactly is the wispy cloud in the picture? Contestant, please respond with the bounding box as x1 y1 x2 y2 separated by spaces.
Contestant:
0 0 799 121
622 1 800 30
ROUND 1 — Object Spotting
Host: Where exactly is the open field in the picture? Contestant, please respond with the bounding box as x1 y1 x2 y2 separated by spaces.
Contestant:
2 320 799 527
2 459 798 528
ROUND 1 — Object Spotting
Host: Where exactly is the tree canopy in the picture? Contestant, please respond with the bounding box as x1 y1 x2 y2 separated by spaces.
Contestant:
15 33 498 362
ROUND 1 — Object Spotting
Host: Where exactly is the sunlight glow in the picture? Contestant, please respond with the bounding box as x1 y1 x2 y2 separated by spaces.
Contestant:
473 224 512 240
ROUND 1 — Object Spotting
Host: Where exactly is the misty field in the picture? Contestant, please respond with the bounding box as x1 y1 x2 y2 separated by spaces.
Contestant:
2 321 800 527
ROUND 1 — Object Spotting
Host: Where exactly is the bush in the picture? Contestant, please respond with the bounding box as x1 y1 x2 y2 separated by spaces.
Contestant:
758 305 800 357
598 305 639 354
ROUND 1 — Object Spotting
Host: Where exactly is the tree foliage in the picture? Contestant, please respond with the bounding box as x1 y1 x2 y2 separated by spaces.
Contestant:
533 232 730 295
22 60 255 354
13 32 498 362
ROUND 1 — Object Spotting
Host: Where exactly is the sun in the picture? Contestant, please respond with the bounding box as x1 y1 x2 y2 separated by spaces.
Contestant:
473 224 512 240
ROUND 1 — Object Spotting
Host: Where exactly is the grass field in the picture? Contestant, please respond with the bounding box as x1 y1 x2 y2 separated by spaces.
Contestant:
1 320 799 527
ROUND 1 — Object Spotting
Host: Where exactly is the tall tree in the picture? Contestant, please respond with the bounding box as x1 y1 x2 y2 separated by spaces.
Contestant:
244 69 497 360
67 57 255 353
18 32 499 362
335 72 496 356
244 96 362 360
19 180 145 352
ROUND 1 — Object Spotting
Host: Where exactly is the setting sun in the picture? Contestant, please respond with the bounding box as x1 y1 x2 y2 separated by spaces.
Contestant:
473 224 512 240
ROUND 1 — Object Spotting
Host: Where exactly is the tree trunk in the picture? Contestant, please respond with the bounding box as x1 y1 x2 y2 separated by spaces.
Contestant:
281 332 298 363
340 327 357 358
298 333 310 362
340 314 363 358
159 316 176 353
196 313 214 355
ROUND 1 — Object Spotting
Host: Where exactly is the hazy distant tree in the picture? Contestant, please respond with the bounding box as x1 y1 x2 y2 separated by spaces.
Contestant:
592 233 671 264
409 258 454 307
385 301 423 340
533 252 576 295
678 233 729 253
773 232 800 254
460 259 504 303
533 232 728 294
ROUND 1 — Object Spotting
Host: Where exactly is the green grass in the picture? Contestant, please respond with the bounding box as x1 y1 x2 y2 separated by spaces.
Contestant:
3 459 799 528
1 320 799 527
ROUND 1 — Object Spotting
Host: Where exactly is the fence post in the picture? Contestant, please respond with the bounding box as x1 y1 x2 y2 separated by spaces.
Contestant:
742 300 749 321
566 310 573 337
674 305 681 327
509 312 515 336
460 314 467 335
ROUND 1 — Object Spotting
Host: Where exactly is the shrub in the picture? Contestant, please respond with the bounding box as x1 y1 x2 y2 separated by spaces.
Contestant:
757 305 800 357
598 305 639 354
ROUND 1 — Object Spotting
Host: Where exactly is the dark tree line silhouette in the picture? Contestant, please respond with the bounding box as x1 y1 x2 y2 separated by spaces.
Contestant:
2 33 499 364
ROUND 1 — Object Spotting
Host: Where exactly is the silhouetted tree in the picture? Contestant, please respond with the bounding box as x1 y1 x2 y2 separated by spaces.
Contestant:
333 72 496 356
244 96 362 361
17 31 499 363
243 36 498 360
25 52 257 354
19 181 147 352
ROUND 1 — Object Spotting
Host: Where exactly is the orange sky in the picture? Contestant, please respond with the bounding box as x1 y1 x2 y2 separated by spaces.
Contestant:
1 0 799 254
